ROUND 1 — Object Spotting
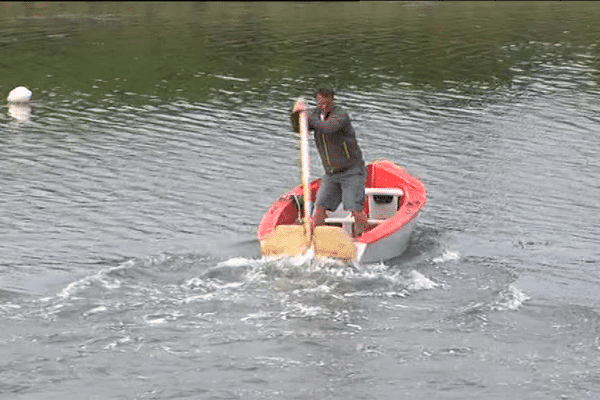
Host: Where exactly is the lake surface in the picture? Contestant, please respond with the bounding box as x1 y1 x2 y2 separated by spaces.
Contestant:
1 2 600 399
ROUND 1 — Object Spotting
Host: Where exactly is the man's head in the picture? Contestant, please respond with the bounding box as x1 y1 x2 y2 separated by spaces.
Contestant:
316 88 335 115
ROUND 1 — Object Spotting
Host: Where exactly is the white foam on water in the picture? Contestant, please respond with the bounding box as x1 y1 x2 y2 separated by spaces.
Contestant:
42 263 130 302
405 270 439 291
215 253 316 272
240 310 275 322
83 305 108 317
179 253 443 316
216 256 263 269
144 316 168 325
281 302 327 319
493 284 530 311
432 249 460 264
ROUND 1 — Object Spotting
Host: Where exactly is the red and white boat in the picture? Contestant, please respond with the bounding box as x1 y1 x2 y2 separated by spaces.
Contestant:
257 160 427 263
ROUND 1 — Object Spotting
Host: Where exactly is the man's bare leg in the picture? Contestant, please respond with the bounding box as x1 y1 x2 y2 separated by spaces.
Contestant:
311 206 328 228
351 210 374 237
313 207 372 237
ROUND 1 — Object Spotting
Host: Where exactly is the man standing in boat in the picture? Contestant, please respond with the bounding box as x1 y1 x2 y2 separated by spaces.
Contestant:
291 89 372 237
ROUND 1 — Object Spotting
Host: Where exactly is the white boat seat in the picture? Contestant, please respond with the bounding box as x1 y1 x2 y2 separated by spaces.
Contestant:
324 215 386 226
323 214 384 237
323 188 403 234
365 187 404 220
364 188 404 197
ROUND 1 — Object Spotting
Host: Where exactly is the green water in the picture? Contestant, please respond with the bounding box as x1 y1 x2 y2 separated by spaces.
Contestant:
2 1 599 105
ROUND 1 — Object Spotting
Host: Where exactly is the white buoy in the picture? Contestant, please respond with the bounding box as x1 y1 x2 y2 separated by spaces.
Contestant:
7 86 32 103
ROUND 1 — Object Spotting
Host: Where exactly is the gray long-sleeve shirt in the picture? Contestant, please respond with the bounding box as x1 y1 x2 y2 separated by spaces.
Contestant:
291 107 365 174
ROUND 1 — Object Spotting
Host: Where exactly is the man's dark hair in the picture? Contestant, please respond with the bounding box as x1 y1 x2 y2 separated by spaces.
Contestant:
316 88 335 98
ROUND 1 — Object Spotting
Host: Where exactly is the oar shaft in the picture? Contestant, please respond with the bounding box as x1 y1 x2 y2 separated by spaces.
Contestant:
299 110 311 243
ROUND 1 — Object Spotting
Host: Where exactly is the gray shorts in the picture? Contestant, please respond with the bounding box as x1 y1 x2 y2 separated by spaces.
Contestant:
316 164 366 212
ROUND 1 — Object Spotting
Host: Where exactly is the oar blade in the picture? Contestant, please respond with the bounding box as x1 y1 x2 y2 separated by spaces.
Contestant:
260 225 310 257
313 226 357 261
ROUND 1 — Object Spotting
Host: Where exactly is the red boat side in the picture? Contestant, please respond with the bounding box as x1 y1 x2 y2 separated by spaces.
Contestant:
357 160 427 245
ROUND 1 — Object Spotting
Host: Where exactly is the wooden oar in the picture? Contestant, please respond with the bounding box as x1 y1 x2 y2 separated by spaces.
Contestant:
260 102 356 261
299 105 312 246
259 105 311 257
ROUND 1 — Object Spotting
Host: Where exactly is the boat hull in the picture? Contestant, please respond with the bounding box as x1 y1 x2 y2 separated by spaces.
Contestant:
356 217 418 263
257 160 427 263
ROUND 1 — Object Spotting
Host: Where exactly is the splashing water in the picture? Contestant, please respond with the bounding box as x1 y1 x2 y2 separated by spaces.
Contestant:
432 249 460 264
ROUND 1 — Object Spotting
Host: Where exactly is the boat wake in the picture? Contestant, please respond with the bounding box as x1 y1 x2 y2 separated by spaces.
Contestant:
1 250 442 333
213 253 440 299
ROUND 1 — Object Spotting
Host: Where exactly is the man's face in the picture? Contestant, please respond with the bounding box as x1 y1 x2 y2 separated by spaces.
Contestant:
316 94 334 115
